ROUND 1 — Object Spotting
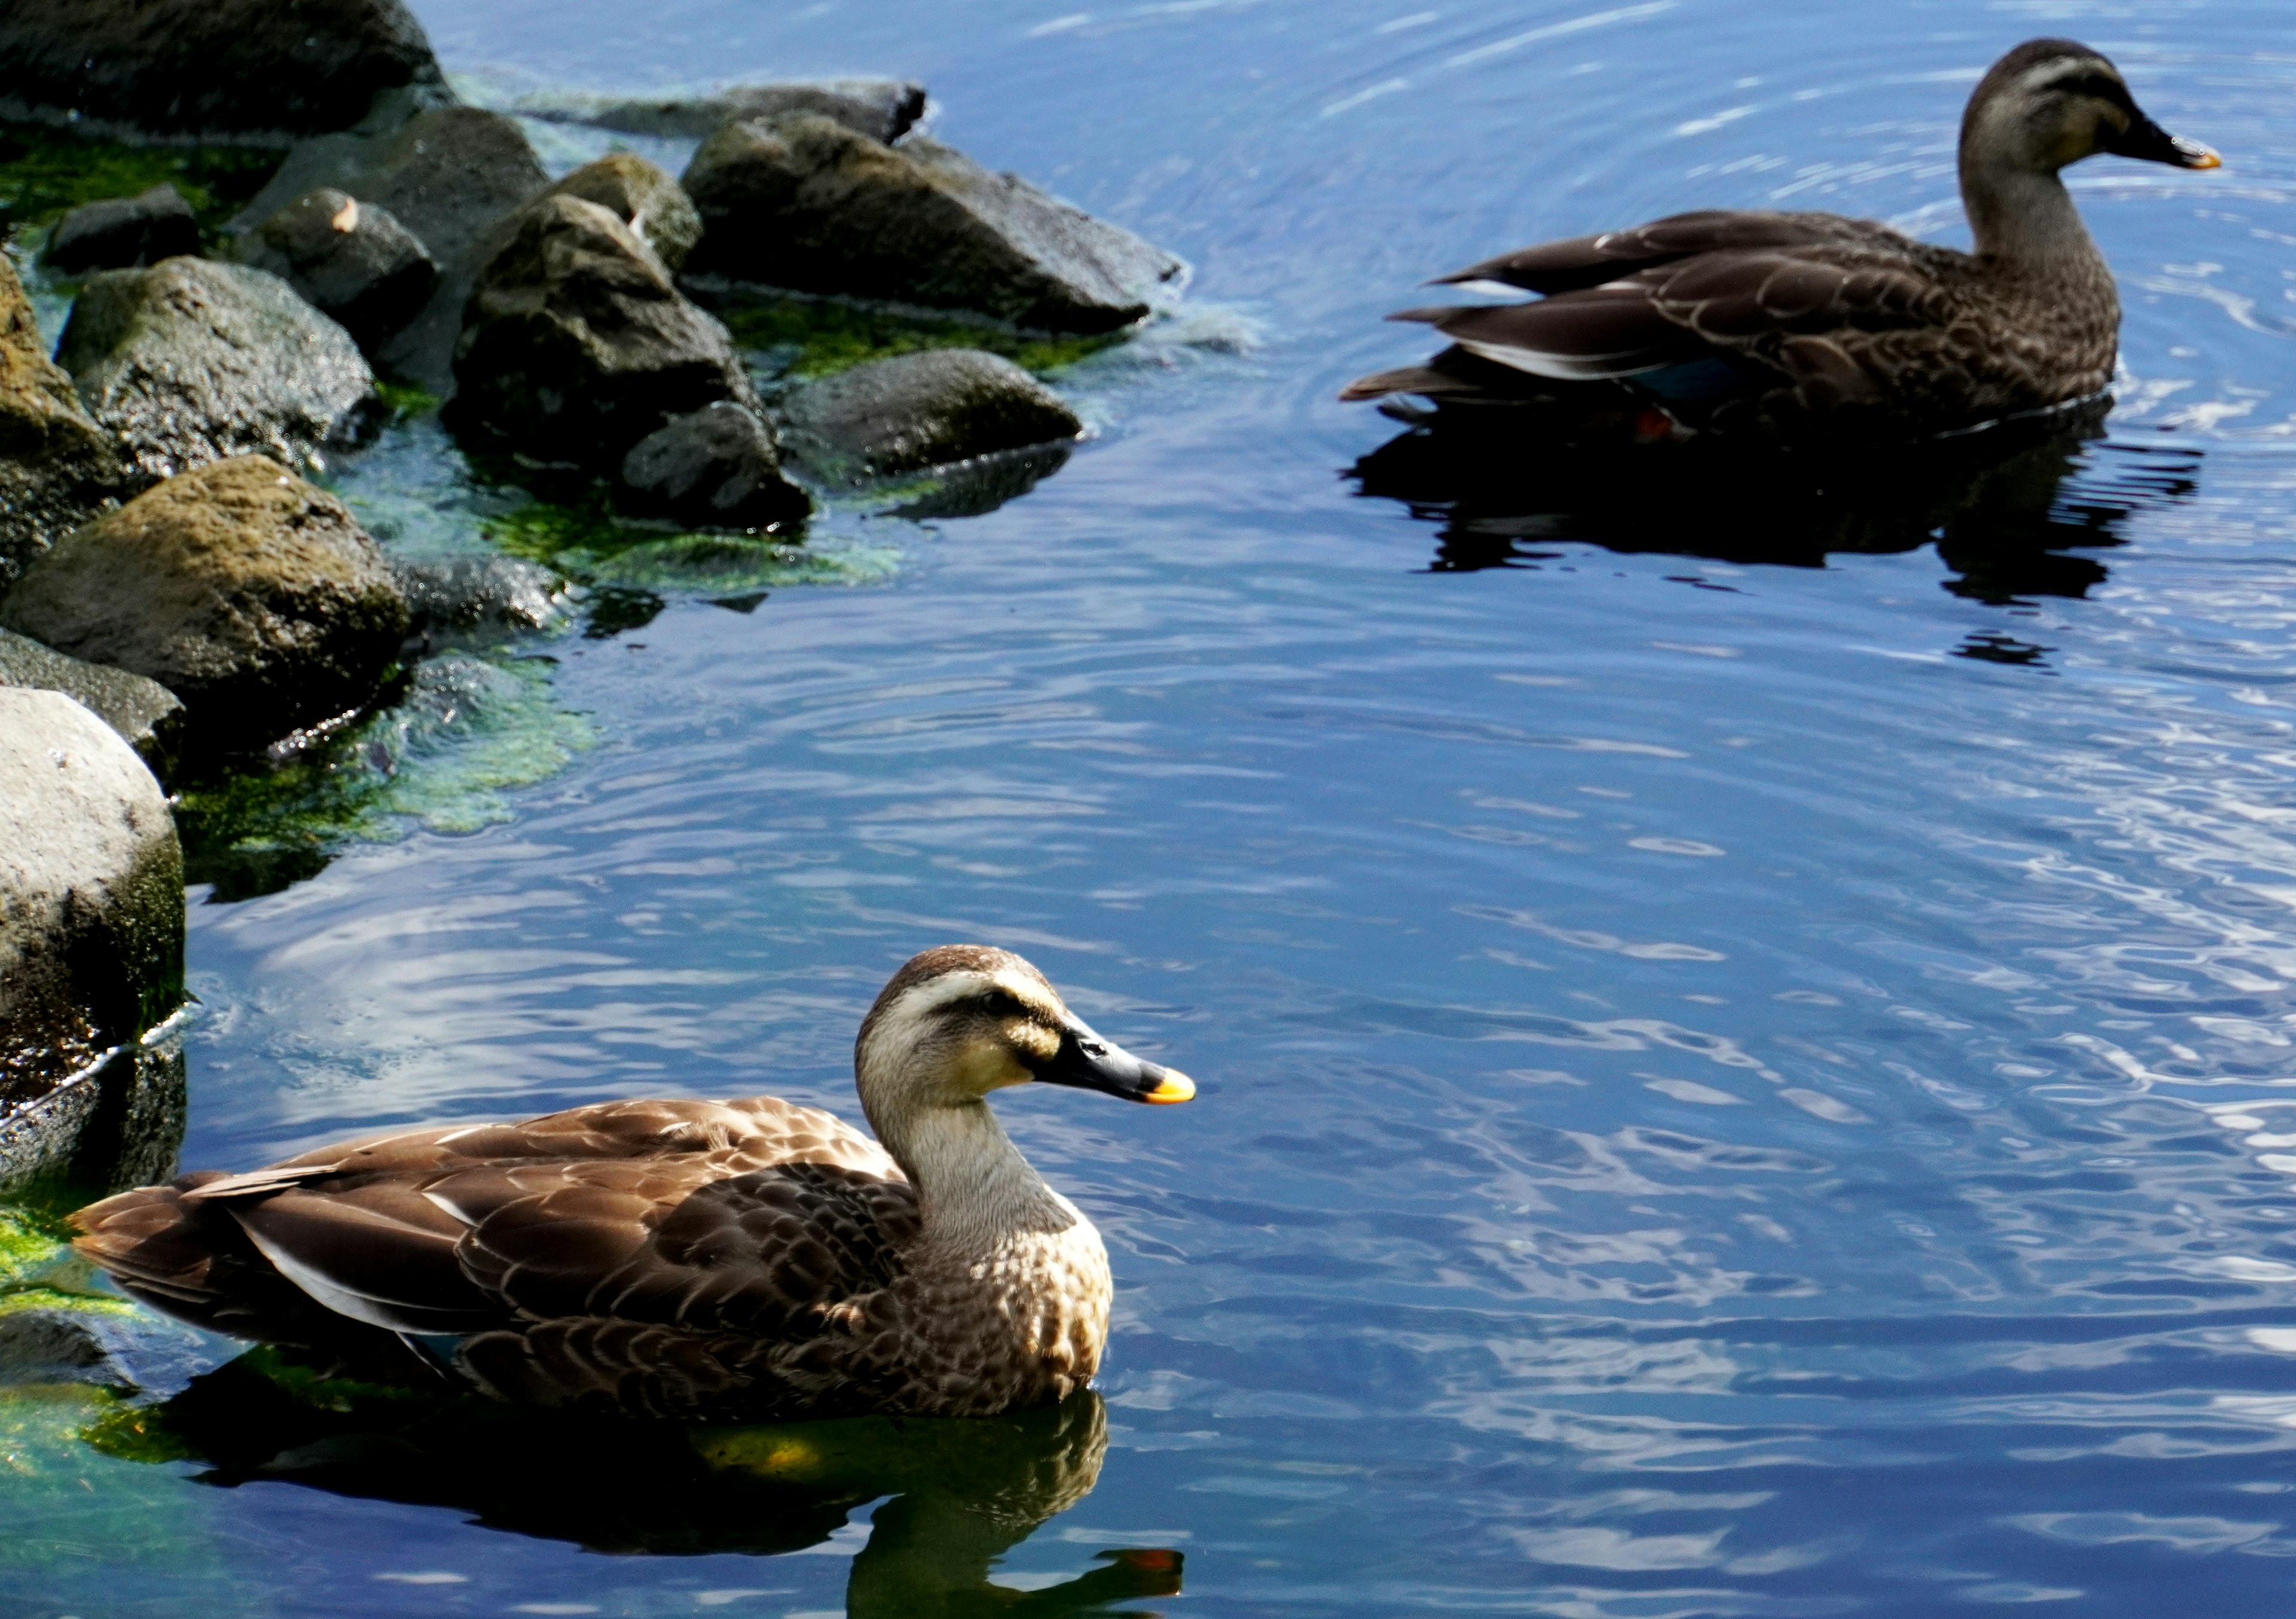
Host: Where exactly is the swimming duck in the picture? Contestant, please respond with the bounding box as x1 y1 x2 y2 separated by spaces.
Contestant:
1341 39 2219 439
71 944 1195 1420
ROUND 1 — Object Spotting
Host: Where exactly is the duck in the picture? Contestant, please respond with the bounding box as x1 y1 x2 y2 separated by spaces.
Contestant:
1341 38 2219 441
70 944 1195 1421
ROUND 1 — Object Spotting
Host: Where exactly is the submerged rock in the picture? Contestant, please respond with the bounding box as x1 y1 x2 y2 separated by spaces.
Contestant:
448 194 758 464
620 401 810 530
0 0 448 144
776 349 1083 483
232 107 551 389
236 188 438 350
0 456 410 754
538 154 702 276
557 78 926 144
44 185 201 276
0 629 185 776
0 257 128 587
0 689 182 1117
57 257 376 485
392 555 567 642
682 113 1185 333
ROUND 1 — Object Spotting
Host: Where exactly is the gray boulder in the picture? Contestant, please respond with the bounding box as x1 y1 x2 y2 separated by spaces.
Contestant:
620 402 810 529
0 456 410 754
775 349 1083 484
0 1309 127 1388
0 690 182 1114
0 255 129 587
44 185 201 276
57 257 375 486
552 78 926 144
231 107 551 389
0 629 185 776
448 194 759 464
536 153 702 276
682 113 1185 333
236 188 438 350
392 554 567 642
0 0 447 144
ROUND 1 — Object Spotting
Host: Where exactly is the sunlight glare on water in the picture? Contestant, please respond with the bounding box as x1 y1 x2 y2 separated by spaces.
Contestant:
13 0 2296 1614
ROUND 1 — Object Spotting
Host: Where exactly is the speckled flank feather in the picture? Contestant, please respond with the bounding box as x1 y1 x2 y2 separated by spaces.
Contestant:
1343 39 2212 439
71 946 1156 1421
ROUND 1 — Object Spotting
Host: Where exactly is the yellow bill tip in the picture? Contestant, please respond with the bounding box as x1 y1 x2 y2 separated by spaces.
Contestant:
1143 1070 1195 1104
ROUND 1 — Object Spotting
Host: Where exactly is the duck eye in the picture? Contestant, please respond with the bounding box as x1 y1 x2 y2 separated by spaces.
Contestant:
979 989 1025 1017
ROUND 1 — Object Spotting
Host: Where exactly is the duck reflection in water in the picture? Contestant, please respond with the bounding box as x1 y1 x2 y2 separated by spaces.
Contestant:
1348 395 2201 648
94 1364 1178 1616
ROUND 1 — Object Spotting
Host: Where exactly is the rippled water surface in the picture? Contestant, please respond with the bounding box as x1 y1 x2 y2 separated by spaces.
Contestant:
19 0 2296 1613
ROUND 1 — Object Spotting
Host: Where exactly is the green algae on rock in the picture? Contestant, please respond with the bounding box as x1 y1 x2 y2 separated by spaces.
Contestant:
0 124 279 248
718 291 1124 380
176 648 596 901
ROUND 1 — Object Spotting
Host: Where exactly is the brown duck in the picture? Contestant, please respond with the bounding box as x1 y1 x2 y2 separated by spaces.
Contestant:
1342 39 2220 439
72 945 1195 1420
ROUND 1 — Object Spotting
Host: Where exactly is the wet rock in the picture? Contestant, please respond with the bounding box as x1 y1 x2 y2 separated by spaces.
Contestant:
0 256 129 587
0 1039 187 1196
392 555 567 641
0 689 182 1116
620 402 810 529
231 108 551 390
57 257 375 485
539 154 702 276
0 0 447 144
0 1307 136 1389
0 456 410 754
44 185 201 276
559 78 926 144
448 194 758 464
775 349 1083 483
682 114 1185 333
0 629 185 777
236 188 438 350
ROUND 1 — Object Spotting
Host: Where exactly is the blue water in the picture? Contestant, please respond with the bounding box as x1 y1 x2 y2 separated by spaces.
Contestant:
19 0 2296 1614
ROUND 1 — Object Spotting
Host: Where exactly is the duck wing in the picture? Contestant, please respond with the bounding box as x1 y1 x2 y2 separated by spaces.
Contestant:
72 1094 915 1353
1400 237 1959 397
1434 209 1911 294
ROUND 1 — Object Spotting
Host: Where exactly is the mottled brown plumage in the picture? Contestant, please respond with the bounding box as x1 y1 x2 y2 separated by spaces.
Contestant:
1343 39 2219 439
72 945 1195 1420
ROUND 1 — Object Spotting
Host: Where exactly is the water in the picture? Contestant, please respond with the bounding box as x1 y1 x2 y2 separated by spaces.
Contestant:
14 0 2296 1613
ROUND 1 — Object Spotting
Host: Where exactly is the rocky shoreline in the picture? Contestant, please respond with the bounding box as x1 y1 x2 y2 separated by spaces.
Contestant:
0 0 1184 1205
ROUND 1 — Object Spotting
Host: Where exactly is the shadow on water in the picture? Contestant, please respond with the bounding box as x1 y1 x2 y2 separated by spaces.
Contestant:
91 1364 1178 1615
1347 398 2203 654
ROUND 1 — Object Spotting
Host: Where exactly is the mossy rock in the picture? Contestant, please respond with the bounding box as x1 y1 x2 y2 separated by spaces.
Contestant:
719 292 1122 382
0 123 279 249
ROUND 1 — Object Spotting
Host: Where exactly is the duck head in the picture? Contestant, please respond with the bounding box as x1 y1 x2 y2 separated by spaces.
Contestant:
1964 38 2219 178
854 946 1195 1126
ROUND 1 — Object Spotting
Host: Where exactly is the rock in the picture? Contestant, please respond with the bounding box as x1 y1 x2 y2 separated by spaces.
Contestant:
392 555 566 641
0 629 185 777
236 188 438 350
0 457 410 754
558 78 926 145
0 1037 187 1195
0 1308 124 1388
447 194 759 464
539 154 702 276
0 690 182 1118
57 257 375 485
44 185 201 276
230 108 551 389
619 402 810 529
0 0 448 144
0 255 129 587
682 114 1186 333
775 349 1083 483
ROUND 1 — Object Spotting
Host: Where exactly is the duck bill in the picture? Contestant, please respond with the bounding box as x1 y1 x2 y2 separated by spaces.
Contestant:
1036 1023 1195 1104
2107 111 2221 169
